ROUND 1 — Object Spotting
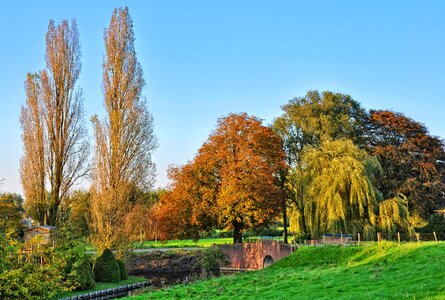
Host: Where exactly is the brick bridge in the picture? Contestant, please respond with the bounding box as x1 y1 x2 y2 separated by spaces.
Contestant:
218 240 293 270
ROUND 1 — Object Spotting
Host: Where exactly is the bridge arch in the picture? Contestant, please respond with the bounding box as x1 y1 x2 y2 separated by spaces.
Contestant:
263 255 274 268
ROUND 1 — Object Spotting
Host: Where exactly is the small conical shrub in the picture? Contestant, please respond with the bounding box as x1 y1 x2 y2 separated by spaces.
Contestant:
93 249 120 282
117 259 127 280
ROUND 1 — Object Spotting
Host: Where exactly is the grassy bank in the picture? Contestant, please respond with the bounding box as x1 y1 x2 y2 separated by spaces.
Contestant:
128 242 445 299
57 276 146 298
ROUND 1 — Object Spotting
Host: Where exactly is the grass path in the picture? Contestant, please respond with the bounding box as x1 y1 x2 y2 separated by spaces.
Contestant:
128 242 445 299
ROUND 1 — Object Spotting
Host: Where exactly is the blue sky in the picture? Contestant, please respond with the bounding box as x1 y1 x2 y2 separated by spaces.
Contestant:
1 1 444 194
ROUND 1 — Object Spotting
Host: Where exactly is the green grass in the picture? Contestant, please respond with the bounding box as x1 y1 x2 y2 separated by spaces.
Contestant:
127 242 445 299
86 237 282 251
57 276 146 298
131 237 234 249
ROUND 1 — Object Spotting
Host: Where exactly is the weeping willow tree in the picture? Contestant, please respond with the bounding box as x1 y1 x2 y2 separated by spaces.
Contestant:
297 139 383 237
378 193 411 235
289 138 412 238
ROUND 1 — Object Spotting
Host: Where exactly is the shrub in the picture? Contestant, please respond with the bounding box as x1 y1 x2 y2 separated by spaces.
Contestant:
117 259 127 280
199 246 228 276
67 257 95 290
93 249 121 282
52 229 95 291
0 262 63 299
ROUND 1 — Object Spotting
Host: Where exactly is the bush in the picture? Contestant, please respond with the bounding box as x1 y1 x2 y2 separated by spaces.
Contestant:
67 257 95 290
93 249 121 282
52 229 95 291
117 259 127 280
0 262 63 299
199 246 228 276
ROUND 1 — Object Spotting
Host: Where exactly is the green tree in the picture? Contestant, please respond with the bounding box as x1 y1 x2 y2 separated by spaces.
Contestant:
273 91 368 236
0 193 24 239
273 90 367 166
60 190 91 238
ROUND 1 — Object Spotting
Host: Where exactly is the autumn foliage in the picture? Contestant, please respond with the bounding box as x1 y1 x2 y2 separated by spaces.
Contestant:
156 113 286 243
366 110 445 219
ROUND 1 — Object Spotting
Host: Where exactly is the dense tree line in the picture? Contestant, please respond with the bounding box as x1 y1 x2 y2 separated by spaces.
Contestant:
15 19 445 245
157 91 445 241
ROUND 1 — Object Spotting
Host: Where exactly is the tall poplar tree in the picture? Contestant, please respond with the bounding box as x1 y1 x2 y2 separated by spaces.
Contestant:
91 7 157 249
20 20 89 226
20 74 46 224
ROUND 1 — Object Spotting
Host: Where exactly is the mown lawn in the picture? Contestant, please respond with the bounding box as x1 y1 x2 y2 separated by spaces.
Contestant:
84 237 234 252
127 242 445 299
57 276 146 298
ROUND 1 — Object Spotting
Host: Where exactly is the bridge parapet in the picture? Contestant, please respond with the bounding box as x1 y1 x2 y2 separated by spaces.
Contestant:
219 240 293 270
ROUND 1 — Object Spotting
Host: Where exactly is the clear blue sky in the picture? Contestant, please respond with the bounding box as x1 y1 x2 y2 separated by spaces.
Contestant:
1 1 444 194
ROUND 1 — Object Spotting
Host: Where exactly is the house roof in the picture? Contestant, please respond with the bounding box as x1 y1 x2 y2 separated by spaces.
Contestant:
24 225 57 232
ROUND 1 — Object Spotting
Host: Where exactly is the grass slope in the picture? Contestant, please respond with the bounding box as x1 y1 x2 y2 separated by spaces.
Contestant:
128 242 445 299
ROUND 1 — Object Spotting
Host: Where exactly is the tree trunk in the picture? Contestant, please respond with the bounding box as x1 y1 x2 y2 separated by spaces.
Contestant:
282 197 288 244
300 205 307 235
233 223 243 243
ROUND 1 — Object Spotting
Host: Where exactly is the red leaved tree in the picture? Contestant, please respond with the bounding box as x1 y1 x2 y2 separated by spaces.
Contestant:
157 113 287 243
366 110 445 218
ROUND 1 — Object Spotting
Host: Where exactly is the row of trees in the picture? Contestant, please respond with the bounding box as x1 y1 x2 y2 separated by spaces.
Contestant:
156 91 445 242
275 91 445 238
20 7 157 250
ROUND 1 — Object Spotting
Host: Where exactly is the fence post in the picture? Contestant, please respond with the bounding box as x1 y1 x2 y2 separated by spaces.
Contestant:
377 232 382 244
358 233 361 246
340 233 343 245
323 235 325 245
433 231 438 243
415 233 420 243
397 232 401 245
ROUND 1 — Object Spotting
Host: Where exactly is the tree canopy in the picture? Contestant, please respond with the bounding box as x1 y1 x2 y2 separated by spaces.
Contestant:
366 110 445 219
273 90 367 166
0 193 24 239
157 113 286 243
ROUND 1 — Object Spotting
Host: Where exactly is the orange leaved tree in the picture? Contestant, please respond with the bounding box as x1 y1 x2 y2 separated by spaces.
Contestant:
158 113 286 243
